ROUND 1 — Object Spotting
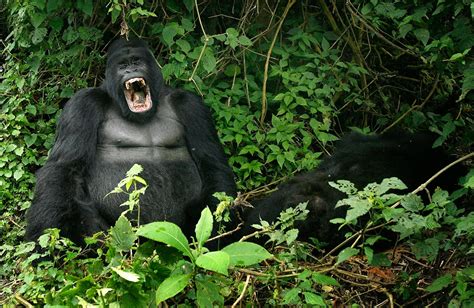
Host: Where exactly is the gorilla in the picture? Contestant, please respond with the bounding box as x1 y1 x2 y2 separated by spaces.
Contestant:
25 38 236 244
240 132 464 247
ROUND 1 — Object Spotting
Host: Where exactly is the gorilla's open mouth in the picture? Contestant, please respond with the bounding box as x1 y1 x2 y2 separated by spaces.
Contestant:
124 77 152 113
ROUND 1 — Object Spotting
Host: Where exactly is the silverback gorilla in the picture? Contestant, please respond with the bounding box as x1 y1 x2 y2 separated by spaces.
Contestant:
240 132 463 247
25 38 236 244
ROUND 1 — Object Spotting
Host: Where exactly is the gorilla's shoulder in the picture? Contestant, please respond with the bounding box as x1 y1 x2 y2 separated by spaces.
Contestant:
168 88 201 102
62 87 108 116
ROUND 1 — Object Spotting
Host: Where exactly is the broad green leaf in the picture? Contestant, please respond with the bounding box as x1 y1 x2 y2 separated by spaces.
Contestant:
30 12 46 28
13 169 24 181
137 222 193 259
413 28 430 46
195 251 230 276
222 242 272 267
196 276 224 307
336 247 359 265
238 35 252 46
283 288 300 304
202 49 216 73
32 27 47 45
111 267 140 282
312 273 340 286
400 194 423 212
110 215 137 252
126 164 143 177
162 23 179 46
156 274 192 304
77 0 93 16
303 292 326 306
195 207 213 248
47 0 60 12
426 274 453 293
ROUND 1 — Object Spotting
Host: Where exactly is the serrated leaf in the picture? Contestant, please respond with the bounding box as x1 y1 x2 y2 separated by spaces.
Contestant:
137 222 193 260
162 24 178 46
312 273 340 286
14 169 24 181
111 267 140 282
303 292 326 306
222 242 272 267
196 276 224 307
202 49 216 73
156 274 192 304
238 35 252 46
126 164 143 177
195 207 213 248
110 215 137 252
32 27 47 44
30 12 46 28
413 28 430 46
336 247 359 265
195 251 230 275
426 274 453 293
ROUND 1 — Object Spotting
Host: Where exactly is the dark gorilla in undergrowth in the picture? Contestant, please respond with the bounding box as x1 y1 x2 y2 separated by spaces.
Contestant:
26 38 236 244
241 132 464 247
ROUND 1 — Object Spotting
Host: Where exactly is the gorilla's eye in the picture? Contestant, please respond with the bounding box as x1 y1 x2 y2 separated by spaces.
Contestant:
123 77 152 113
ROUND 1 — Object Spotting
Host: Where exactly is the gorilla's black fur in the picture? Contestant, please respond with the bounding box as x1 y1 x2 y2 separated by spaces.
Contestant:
26 38 236 244
241 132 463 247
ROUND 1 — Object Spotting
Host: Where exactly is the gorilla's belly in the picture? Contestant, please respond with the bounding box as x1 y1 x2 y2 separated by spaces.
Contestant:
88 146 202 226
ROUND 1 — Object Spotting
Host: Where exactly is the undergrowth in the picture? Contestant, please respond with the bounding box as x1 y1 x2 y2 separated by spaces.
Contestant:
1 0 473 306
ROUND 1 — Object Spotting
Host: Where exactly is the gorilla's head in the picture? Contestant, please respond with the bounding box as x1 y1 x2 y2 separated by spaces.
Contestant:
104 38 164 122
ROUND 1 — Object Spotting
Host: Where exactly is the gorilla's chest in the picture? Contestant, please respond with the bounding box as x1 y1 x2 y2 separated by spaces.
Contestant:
88 99 202 225
96 100 187 161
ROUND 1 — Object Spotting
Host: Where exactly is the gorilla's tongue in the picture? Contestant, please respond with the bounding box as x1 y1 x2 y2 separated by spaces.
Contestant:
124 77 153 113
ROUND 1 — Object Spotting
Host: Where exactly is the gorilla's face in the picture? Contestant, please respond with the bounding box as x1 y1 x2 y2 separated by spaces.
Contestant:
104 38 164 122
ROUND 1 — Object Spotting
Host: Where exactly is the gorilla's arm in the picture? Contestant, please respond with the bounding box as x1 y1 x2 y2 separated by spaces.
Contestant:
171 90 237 207
25 88 108 243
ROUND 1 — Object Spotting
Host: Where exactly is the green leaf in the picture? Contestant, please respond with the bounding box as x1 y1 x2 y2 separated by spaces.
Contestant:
156 274 192 304
47 0 60 12
413 28 430 46
183 0 194 12
137 222 193 260
222 242 272 267
202 49 216 73
162 24 179 46
110 215 137 252
312 273 340 286
111 267 140 282
14 169 24 181
77 0 93 16
336 247 359 265
195 251 230 276
126 164 143 177
426 274 453 293
238 35 252 46
196 276 224 307
283 288 300 304
303 292 326 306
32 27 48 44
195 207 213 248
30 12 46 28
25 134 38 146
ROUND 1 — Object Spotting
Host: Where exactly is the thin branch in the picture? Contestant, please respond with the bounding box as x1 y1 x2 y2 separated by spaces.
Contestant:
231 275 251 308
382 74 440 134
259 0 296 126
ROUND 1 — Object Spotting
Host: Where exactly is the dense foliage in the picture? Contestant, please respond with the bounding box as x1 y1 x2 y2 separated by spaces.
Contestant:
0 0 472 306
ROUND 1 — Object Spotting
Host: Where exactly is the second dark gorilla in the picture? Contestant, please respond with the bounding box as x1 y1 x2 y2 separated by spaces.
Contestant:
240 132 463 247
26 38 236 244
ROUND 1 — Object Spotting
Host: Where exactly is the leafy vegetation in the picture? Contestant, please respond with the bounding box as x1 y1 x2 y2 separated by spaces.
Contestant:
0 0 472 306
